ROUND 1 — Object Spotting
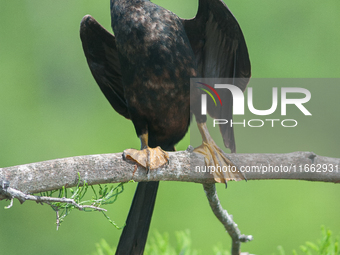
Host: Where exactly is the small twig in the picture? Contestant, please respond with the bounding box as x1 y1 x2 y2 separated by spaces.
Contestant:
0 186 107 212
56 210 60 230
203 183 253 255
5 198 14 209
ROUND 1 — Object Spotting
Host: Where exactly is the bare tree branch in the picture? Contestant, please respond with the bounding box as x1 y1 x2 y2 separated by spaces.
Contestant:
1 148 338 254
1 148 339 199
203 183 253 255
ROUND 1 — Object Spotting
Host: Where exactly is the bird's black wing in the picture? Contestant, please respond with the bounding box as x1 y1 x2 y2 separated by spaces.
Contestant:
80 15 129 119
181 0 251 153
81 15 159 255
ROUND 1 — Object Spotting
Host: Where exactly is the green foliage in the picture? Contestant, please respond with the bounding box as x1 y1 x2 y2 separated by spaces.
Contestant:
144 230 199 255
277 226 339 255
212 244 231 255
92 227 340 255
93 239 115 255
277 245 286 255
92 230 231 255
39 174 125 228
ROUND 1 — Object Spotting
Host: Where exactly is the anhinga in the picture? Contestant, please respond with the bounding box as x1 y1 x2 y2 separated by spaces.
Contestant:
80 0 250 254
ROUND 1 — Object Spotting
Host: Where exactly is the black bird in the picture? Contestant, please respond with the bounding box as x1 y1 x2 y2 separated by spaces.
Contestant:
80 0 250 254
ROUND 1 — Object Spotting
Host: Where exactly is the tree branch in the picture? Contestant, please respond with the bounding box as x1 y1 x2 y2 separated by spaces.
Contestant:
1 148 339 199
1 148 338 254
203 183 253 255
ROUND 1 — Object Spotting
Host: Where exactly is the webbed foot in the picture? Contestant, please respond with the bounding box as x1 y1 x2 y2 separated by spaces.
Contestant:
194 122 245 184
124 146 169 171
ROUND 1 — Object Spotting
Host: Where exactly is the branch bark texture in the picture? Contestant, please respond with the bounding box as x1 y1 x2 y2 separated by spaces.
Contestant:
1 149 339 200
1 149 338 255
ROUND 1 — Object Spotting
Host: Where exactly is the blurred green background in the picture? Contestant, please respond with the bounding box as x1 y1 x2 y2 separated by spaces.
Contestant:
0 0 339 254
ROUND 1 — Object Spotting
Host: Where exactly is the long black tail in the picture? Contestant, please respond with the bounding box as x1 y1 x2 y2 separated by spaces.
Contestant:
115 181 159 255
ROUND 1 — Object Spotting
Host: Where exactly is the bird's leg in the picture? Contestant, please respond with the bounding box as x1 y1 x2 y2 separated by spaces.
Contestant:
194 122 246 185
123 133 169 171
